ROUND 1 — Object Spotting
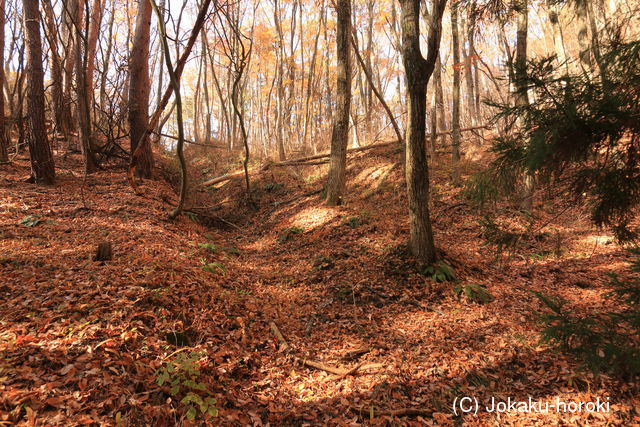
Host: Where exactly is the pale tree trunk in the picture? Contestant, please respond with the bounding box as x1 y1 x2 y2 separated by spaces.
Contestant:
464 8 479 128
515 0 533 210
100 0 116 117
273 0 286 160
201 35 212 144
302 1 323 151
128 0 154 178
325 0 352 205
576 0 591 70
429 53 445 151
547 0 569 74
350 30 403 146
86 0 102 125
398 0 446 264
463 13 474 127
586 0 605 77
23 0 55 183
0 0 7 162
451 0 461 165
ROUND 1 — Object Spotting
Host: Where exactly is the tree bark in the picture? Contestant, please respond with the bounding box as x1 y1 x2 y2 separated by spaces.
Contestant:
515 0 533 210
128 0 154 178
23 0 55 183
86 0 103 124
451 0 461 164
547 0 569 74
73 0 98 173
0 0 7 162
398 0 446 264
325 0 352 205
576 0 591 70
42 0 67 143
273 0 286 160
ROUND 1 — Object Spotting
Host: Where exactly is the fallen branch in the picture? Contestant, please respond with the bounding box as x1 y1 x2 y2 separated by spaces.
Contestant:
377 408 434 418
269 320 382 378
269 321 290 352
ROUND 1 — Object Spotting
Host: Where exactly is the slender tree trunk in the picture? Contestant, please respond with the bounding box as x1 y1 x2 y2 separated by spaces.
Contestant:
351 31 403 145
128 0 154 178
42 0 67 143
0 0 7 162
325 0 352 205
547 0 569 74
86 0 103 126
23 0 55 183
62 0 76 148
451 0 461 164
100 0 116 117
398 0 446 264
515 0 533 210
576 0 591 70
430 53 445 151
586 0 605 77
273 0 286 160
74 0 98 173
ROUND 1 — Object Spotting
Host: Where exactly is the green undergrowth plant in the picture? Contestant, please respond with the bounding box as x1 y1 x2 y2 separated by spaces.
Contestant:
19 215 41 227
201 260 226 275
455 283 494 304
277 226 304 243
535 248 640 377
198 242 219 254
421 261 456 283
156 351 218 420
264 182 283 192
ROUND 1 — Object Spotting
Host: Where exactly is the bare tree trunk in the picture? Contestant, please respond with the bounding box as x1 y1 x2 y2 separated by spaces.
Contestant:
515 0 533 210
398 0 446 264
149 0 186 218
86 0 103 126
62 0 76 148
73 0 98 173
451 0 461 165
547 0 569 73
100 0 116 117
23 0 55 183
350 31 403 145
0 0 7 162
42 0 67 143
128 0 154 178
273 0 286 160
429 53 445 151
325 0 352 205
576 0 591 70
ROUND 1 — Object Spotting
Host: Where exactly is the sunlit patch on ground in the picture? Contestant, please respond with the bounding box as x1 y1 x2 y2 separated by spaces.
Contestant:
287 206 340 230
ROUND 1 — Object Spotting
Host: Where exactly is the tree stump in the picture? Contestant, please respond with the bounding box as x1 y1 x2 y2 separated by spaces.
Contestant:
94 242 113 262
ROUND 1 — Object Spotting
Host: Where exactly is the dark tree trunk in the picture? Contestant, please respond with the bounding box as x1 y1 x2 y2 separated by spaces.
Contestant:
23 0 55 183
398 0 446 264
325 0 352 205
128 0 154 178
74 0 98 173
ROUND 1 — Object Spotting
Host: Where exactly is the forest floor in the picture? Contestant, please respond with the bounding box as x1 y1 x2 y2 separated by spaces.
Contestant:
1 148 639 426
